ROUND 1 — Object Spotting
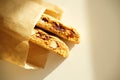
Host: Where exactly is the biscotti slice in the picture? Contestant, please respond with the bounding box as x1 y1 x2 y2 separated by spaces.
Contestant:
39 1 63 20
29 28 69 57
36 14 80 44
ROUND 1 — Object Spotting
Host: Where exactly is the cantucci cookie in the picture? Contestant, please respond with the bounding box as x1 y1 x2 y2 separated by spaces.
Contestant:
29 28 69 57
36 14 80 44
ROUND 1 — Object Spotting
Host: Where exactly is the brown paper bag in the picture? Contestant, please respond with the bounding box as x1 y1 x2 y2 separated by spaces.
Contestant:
0 0 49 69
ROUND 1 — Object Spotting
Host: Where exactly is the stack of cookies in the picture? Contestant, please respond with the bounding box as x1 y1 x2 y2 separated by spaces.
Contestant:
29 1 80 58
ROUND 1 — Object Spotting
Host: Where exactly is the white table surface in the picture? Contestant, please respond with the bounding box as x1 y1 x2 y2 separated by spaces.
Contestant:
0 0 120 80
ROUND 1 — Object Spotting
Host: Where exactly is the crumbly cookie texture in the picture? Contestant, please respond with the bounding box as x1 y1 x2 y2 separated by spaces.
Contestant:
29 28 69 57
36 14 80 44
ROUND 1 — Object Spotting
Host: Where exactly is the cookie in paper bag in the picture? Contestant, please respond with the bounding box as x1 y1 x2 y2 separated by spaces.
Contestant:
36 14 80 44
30 28 69 57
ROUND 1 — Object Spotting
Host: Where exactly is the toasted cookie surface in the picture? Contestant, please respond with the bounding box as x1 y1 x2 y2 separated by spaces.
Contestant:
30 28 69 57
36 14 80 44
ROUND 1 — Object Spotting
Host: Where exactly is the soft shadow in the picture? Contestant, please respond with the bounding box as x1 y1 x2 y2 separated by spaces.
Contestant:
64 40 75 50
0 40 75 80
87 0 120 80
0 52 65 80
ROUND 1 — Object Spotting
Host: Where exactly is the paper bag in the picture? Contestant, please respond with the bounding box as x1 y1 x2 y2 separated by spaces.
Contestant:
0 0 48 69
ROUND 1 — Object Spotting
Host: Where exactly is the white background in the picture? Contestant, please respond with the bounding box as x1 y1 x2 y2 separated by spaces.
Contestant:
0 0 120 80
